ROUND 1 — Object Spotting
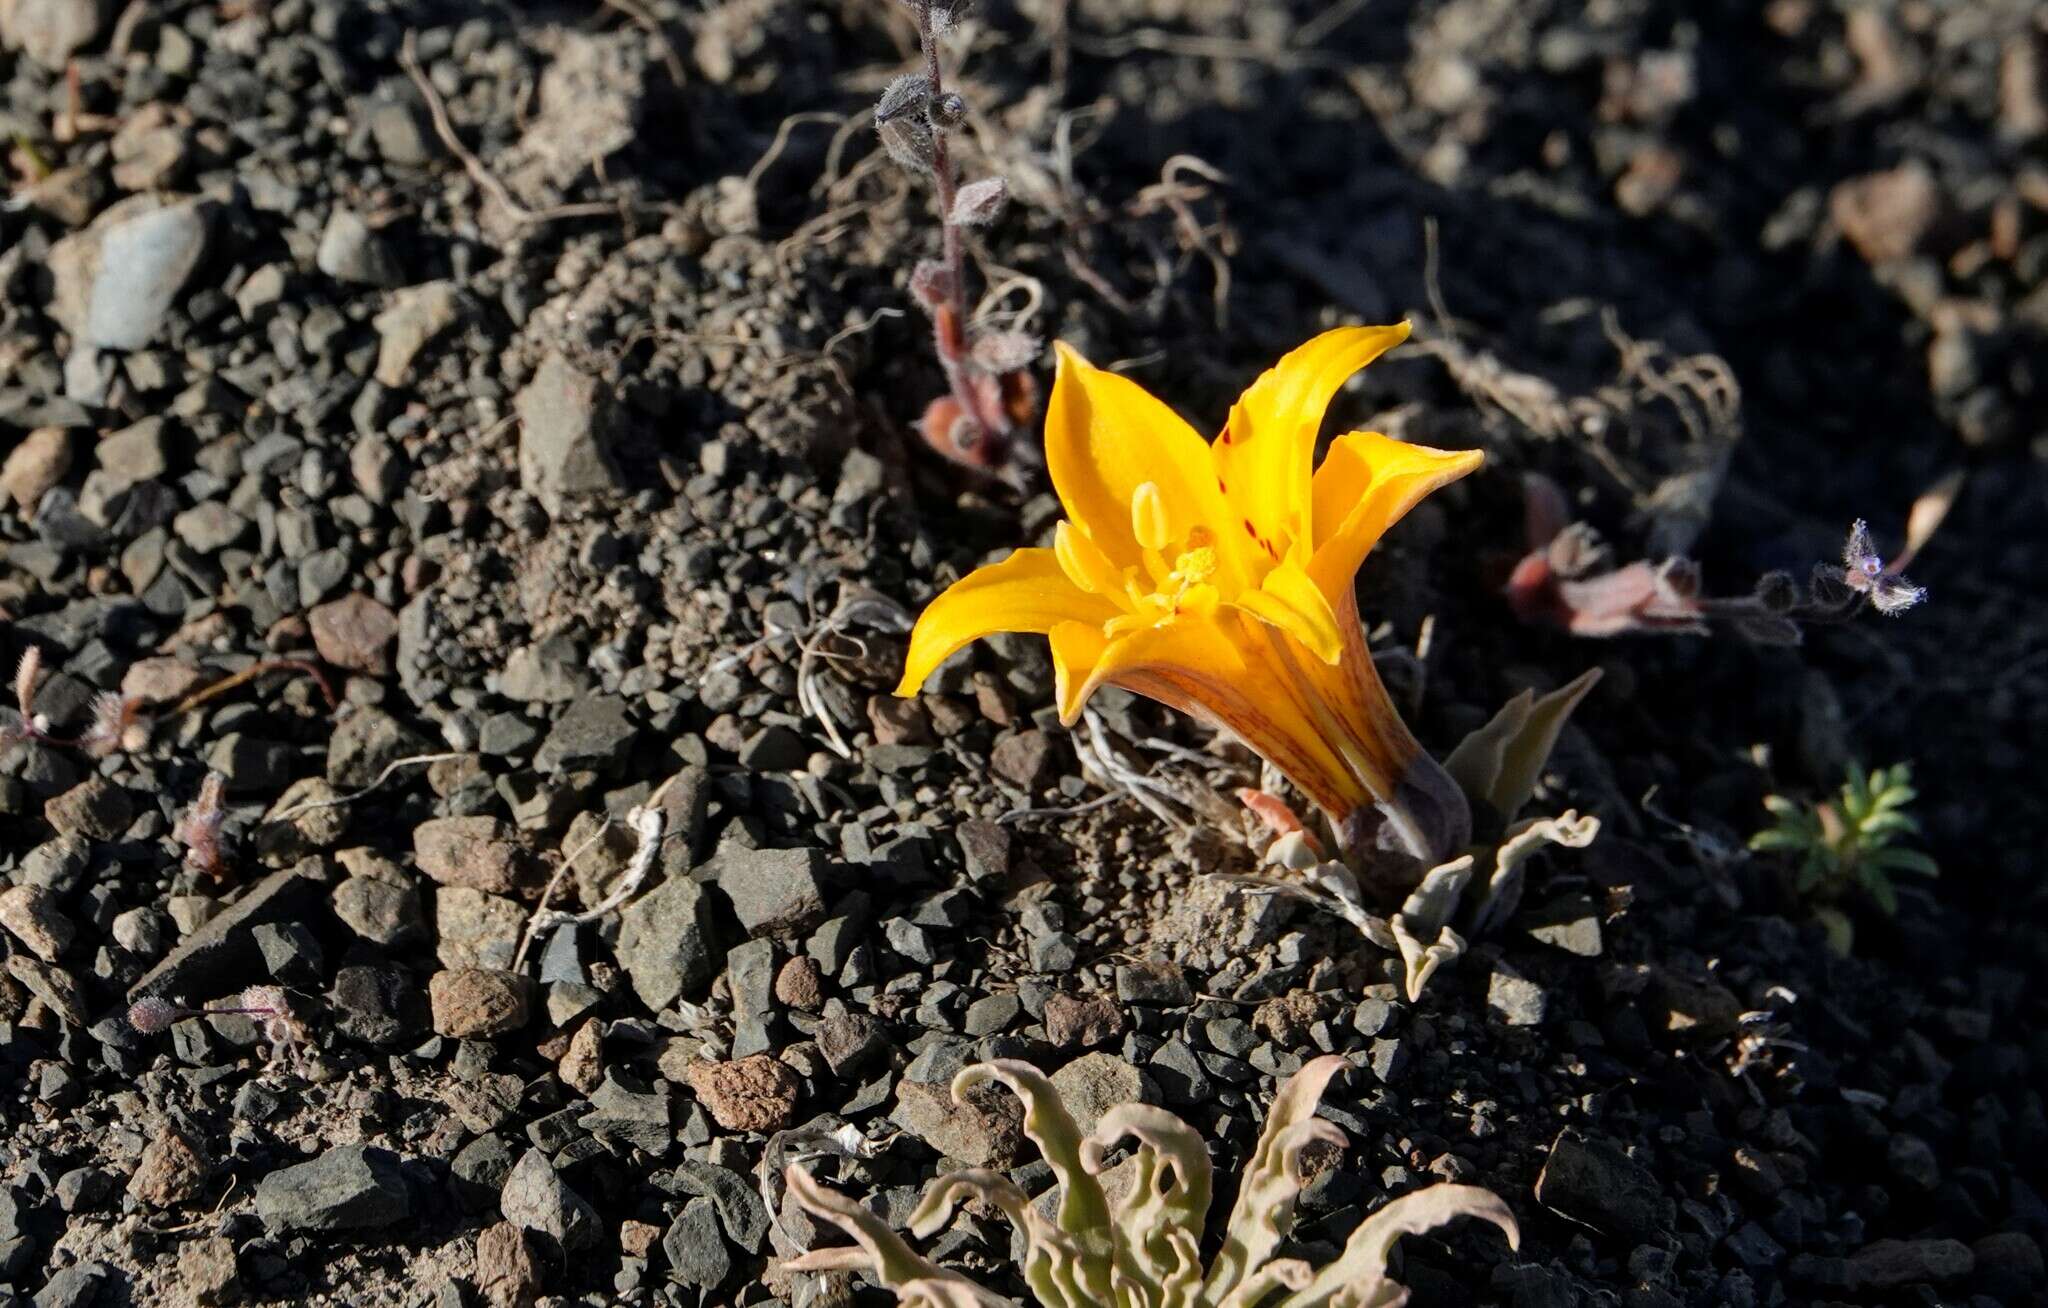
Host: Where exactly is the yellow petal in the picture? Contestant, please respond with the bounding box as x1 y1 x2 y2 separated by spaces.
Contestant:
1230 560 1344 664
1214 323 1410 567
896 549 1116 696
1063 616 1373 816
1046 343 1244 583
1307 431 1484 604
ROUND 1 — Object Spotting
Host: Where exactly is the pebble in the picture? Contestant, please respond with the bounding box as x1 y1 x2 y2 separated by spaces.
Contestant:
86 201 211 350
1535 1128 1675 1244
430 968 532 1038
534 695 637 772
413 816 542 898
517 352 627 515
1830 161 1941 265
1487 965 1548 1027
255 1144 411 1232
662 1197 732 1290
372 280 462 385
1049 1052 1150 1136
44 777 135 841
435 887 525 970
317 208 402 287
500 1149 599 1253
682 1055 801 1133
714 846 828 939
474 1221 543 1308
332 875 428 948
615 874 717 1011
990 729 1057 790
309 594 400 675
127 1129 208 1209
0 885 73 962
1044 992 1122 1049
0 428 71 510
890 1078 1023 1167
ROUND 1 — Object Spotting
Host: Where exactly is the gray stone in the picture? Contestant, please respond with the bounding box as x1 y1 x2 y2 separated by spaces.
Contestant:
332 875 426 948
317 208 401 287
1535 1129 1674 1244
715 846 828 940
663 1197 732 1289
517 352 627 515
535 695 637 772
1487 965 1548 1027
85 201 209 350
254 1145 410 1232
616 875 718 1011
129 865 325 1002
1050 1052 1151 1136
500 1149 599 1253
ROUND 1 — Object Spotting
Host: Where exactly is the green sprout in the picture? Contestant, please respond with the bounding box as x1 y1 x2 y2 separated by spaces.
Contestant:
1750 761 1936 952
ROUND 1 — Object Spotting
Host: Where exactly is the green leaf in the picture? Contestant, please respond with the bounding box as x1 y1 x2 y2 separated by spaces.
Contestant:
1814 906 1855 955
1863 867 1898 915
1443 669 1602 825
1869 847 1939 878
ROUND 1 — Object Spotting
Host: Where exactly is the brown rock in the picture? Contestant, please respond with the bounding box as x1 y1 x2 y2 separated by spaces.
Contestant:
1831 161 1942 265
175 1235 240 1305
773 956 823 1011
120 657 207 707
865 694 931 746
890 1079 1024 1168
476 1220 543 1308
44 777 136 841
0 427 70 509
1044 991 1124 1050
990 728 1056 791
559 1017 603 1095
413 816 540 898
308 593 399 675
129 1128 208 1208
619 1219 662 1258
429 968 531 1038
682 1055 801 1133
0 885 73 962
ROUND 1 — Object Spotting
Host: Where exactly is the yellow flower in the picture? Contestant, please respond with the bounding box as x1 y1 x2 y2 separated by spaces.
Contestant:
896 323 1484 859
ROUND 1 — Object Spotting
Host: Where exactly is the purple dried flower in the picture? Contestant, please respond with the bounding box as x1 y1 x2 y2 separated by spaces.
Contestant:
174 773 231 883
1842 519 1927 615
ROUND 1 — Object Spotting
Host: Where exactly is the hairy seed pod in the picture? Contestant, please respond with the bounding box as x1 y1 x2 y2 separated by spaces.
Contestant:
950 176 1009 227
128 997 182 1034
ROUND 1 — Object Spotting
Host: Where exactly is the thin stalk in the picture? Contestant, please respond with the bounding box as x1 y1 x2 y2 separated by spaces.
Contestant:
915 1 987 442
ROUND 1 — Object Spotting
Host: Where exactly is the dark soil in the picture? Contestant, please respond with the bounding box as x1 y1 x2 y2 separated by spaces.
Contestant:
0 1 2044 1306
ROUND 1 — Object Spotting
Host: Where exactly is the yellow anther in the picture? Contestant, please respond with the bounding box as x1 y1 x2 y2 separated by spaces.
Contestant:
1055 521 1126 600
1170 546 1217 588
1130 482 1171 553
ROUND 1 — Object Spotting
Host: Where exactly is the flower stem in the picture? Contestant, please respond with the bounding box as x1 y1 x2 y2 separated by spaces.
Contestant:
915 1 990 445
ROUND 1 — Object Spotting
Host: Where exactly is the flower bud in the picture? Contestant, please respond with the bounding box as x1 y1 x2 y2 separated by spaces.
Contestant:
950 176 1009 227
128 996 182 1034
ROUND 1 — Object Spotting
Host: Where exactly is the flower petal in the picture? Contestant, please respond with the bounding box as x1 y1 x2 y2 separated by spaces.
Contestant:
1047 343 1244 581
1230 560 1344 664
897 549 1116 696
1214 323 1411 568
1307 431 1484 604
1051 615 1375 817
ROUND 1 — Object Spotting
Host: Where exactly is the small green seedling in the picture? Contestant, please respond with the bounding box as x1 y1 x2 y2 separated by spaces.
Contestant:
1750 761 1936 952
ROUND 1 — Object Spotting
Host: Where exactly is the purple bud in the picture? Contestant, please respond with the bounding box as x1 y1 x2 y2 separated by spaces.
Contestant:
909 260 956 312
950 177 1009 227
128 996 182 1034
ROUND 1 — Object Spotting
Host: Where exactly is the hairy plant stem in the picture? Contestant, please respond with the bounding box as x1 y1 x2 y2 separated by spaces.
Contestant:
915 1 987 444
